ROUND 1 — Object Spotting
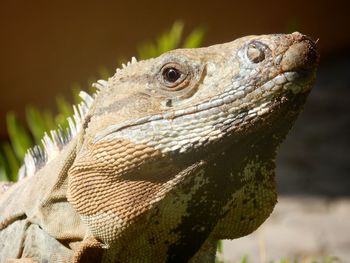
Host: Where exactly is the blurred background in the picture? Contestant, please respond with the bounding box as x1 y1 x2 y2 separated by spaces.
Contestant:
0 1 349 262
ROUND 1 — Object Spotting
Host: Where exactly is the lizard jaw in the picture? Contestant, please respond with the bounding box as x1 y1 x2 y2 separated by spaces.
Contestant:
93 68 315 145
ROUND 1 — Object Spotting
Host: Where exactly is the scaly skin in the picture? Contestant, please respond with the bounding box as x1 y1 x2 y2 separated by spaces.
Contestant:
0 32 318 262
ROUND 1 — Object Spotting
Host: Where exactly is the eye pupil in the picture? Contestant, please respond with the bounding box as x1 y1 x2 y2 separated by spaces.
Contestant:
164 68 181 82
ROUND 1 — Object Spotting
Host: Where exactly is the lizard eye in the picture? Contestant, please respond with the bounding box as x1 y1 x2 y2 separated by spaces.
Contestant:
160 63 189 90
163 67 182 83
247 41 266 63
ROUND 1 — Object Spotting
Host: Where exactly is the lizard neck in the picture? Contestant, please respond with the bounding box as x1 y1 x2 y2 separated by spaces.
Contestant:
98 91 308 262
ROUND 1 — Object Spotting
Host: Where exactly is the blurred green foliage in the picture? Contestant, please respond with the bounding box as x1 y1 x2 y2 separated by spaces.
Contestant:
0 21 206 182
137 21 205 59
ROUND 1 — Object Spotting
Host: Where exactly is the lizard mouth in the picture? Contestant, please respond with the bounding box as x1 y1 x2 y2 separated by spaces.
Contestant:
94 69 316 144
94 68 314 138
92 77 314 159
272 33 318 93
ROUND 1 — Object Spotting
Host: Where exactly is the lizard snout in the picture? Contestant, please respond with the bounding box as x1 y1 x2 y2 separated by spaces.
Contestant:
280 32 319 74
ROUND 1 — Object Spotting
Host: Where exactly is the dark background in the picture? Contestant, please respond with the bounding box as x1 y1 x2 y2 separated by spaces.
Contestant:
1 1 349 196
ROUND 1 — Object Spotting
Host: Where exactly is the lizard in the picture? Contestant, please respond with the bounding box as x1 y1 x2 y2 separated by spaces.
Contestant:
0 32 318 263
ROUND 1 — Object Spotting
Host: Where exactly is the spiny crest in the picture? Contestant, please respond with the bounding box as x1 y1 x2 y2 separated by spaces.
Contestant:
18 90 95 180
18 56 138 181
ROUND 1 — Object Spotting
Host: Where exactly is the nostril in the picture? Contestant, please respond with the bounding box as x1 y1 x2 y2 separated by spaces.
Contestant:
281 38 318 73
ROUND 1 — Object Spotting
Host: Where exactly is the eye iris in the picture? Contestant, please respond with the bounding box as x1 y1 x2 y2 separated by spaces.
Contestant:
164 68 181 82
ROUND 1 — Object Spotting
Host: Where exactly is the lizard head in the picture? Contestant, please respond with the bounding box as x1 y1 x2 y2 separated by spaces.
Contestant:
68 32 318 256
90 32 318 152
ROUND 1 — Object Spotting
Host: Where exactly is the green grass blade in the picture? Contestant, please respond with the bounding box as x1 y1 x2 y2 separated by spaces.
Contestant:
6 112 33 161
137 21 186 60
1 142 20 181
98 66 111 80
241 255 248 263
26 106 52 145
137 42 158 60
0 150 9 181
217 240 223 254
156 21 184 54
56 95 73 119
182 27 206 48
